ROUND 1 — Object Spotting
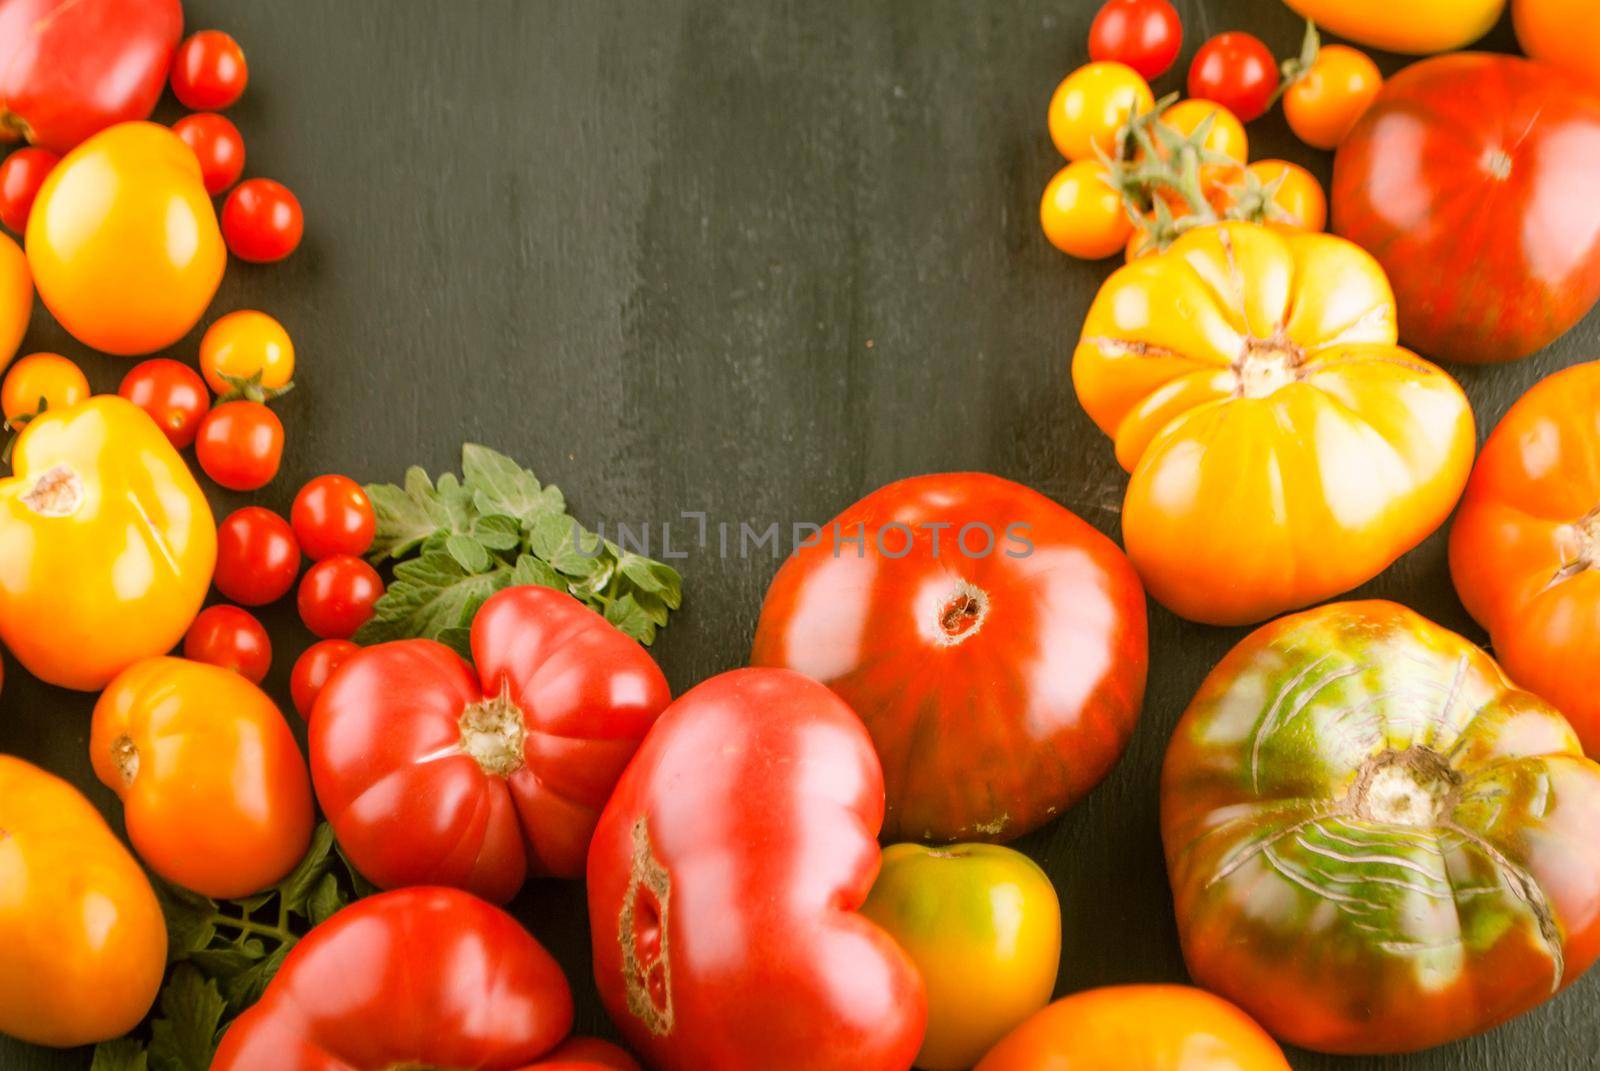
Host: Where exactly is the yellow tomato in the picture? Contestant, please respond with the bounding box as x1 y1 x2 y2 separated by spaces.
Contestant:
0 232 30 373
0 756 167 1048
1281 0 1504 54
1 353 89 430
1516 0 1600 94
1048 62 1154 162
1284 44 1382 150
1247 159 1326 232
861 843 1061 1071
26 121 225 356
1041 161 1133 260
0 396 217 689
1160 98 1248 165
200 309 295 396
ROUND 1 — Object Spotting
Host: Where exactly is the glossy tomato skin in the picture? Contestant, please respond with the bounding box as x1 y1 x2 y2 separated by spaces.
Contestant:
588 668 926 1071
172 111 244 194
1333 54 1600 364
536 1039 641 1071
1188 33 1279 124
223 177 304 262
2 352 87 429
214 506 301 606
212 887 574 1071
1516 0 1600 94
196 400 283 490
0 231 27 370
118 357 209 448
170 30 247 111
0 147 57 232
312 585 670 895
184 603 271 682
1088 0 1181 81
289 638 358 719
297 553 382 638
293 473 376 559
752 472 1147 843
200 309 294 396
1284 0 1502 54
1163 601 1600 1054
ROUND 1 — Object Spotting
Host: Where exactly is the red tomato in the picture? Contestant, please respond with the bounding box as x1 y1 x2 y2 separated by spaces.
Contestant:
588 668 926 1071
1188 32 1280 123
222 178 303 262
117 358 210 449
212 887 574 1071
751 473 1148 843
195 400 283 491
0 147 57 233
183 604 271 683
215 506 300 607
292 474 376 560
1088 0 1182 81
535 1039 642 1071
172 112 244 195
288 638 358 721
170 30 247 111
311 585 671 894
297 554 383 639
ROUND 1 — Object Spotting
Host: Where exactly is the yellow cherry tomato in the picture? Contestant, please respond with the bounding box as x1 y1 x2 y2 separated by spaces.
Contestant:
1159 98 1249 165
200 309 295 397
0 232 30 373
1048 61 1154 162
0 395 217 689
26 121 225 356
1516 0 1600 94
1281 0 1504 54
1284 44 1382 150
861 843 1061 1071
1 353 89 430
0 756 167 1048
1041 161 1133 260
1247 159 1326 232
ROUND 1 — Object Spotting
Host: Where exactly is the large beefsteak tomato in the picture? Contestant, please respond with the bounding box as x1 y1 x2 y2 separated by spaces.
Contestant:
587 667 927 1071
312 584 670 899
1163 600 1600 1054
1333 54 1600 364
750 472 1146 843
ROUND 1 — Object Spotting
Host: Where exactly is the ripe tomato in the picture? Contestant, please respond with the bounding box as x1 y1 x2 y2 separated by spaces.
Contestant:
117 357 209 448
297 553 382 639
1040 160 1131 259
1284 43 1381 150
92 656 314 898
1451 361 1600 755
0 231 30 371
1163 601 1600 1053
172 111 244 194
1087 0 1181 81
222 177 304 262
1159 97 1248 165
200 309 294 397
196 400 283 491
537 1039 642 1071
976 986 1289 1071
292 473 376 559
215 505 300 606
0 147 57 232
289 637 358 720
1188 32 1279 124
861 843 1060 1070
1246 159 1325 231
184 603 271 682
751 472 1148 842
1047 61 1153 162
1284 0 1503 54
170 29 248 111
2 352 87 431
1516 0 1600 94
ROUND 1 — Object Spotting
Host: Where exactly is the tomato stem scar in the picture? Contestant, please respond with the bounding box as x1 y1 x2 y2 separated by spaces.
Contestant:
1345 747 1459 827
457 679 526 777
620 818 674 1036
110 734 140 788
936 582 989 646
20 463 84 517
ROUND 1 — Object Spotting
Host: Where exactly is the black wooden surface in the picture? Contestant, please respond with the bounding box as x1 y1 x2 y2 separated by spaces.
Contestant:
2 1 1596 1068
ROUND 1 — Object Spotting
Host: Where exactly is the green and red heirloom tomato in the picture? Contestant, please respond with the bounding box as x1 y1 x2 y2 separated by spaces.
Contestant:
312 584 670 897
1333 54 1600 364
587 668 927 1071
212 886 574 1071
751 472 1147 843
1162 600 1600 1054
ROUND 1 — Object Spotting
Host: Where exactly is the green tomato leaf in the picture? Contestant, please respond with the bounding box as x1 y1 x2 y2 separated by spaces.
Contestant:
186 944 264 978
604 592 658 645
353 552 512 647
276 824 337 917
92 1039 149 1071
510 553 564 590
307 871 345 926
219 943 289 1017
366 466 479 563
147 966 226 1071
445 532 494 574
436 625 474 660
470 513 523 553
461 443 566 524
157 884 218 963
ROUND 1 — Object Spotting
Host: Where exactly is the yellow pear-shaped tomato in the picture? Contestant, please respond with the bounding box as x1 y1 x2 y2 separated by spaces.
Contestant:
1281 0 1504 54
26 121 225 356
0 232 31 373
0 756 167 1048
0 396 217 689
1073 223 1474 626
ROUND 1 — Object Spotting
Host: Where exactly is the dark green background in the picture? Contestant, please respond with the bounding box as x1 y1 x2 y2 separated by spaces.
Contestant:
3 1 1596 1068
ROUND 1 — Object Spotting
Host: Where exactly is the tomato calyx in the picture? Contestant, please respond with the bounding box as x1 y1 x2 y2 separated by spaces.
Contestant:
936 581 990 645
216 369 294 405
19 463 84 517
458 680 527 777
1234 334 1305 399
1345 747 1459 827
0 109 30 143
620 818 674 1037
1272 20 1321 106
1554 508 1600 584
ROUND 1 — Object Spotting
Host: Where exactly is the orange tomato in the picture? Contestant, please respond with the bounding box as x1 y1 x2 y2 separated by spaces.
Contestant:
1246 159 1326 231
0 231 30 373
1282 0 1504 54
1048 62 1154 162
0 756 167 1048
1073 222 1474 625
1159 98 1248 165
1041 161 1133 259
92 656 315 899
0 352 89 430
1284 44 1382 150
1515 0 1600 94
200 309 295 397
26 121 225 356
975 985 1290 1071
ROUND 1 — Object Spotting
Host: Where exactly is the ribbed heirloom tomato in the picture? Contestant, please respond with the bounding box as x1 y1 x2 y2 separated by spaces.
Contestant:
1163 601 1600 1054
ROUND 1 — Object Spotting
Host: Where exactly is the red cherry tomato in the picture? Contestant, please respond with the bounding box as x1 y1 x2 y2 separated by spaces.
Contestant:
170 30 248 111
222 178 303 263
184 604 271 684
195 401 283 491
292 475 376 561
215 507 300 607
298 555 382 640
0 147 58 233
172 112 245 195
118 359 210 450
1088 0 1182 81
289 639 358 721
1188 32 1280 124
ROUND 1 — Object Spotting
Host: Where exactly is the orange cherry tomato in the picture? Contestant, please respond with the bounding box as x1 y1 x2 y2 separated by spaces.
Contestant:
91 656 314 899
200 309 294 397
1 352 88 430
0 231 30 372
1246 159 1326 231
1159 98 1248 165
1285 43 1382 150
1040 160 1132 259
1516 0 1600 95
1048 61 1154 162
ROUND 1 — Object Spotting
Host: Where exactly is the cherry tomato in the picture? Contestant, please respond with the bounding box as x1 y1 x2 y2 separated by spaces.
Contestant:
1188 32 1280 124
222 178 304 263
292 474 376 560
195 400 284 491
298 554 383 639
0 147 57 233
170 30 248 111
1047 62 1154 162
1247 159 1326 231
118 359 210 449
173 112 245 195
1159 98 1249 165
200 310 294 398
215 507 301 607
1285 43 1381 150
2 352 87 431
1088 0 1182 81
289 638 358 721
184 604 272 684
1040 160 1132 259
